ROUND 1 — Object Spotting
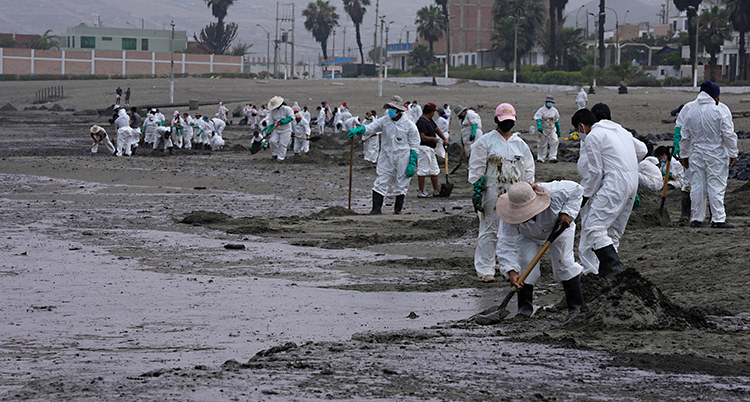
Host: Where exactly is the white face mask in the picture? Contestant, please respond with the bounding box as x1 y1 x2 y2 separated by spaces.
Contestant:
578 124 589 141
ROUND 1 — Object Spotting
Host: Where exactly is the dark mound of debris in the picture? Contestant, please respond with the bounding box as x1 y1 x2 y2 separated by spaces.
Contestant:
180 210 231 225
309 206 358 219
729 152 750 181
565 268 708 331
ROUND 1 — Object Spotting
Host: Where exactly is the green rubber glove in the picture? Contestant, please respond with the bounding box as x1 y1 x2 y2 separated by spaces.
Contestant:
405 150 418 178
536 119 543 132
141 126 145 134
555 121 561 136
633 193 640 209
348 125 366 138
472 176 486 212
280 116 293 124
470 124 477 141
662 171 674 180
673 126 681 158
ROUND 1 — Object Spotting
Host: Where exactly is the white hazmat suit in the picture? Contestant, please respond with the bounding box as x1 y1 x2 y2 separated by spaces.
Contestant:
267 105 295 161
459 109 483 155
361 114 420 196
576 88 588 110
115 109 135 156
292 116 311 154
533 105 560 162
362 116 380 163
468 130 535 279
435 114 450 159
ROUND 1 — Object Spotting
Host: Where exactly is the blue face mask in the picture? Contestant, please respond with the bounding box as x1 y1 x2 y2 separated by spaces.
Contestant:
546 102 553 108
387 109 399 119
660 159 667 165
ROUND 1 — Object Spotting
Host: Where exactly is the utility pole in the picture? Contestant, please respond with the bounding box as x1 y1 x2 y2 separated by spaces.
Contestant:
290 3 295 79
379 16 385 97
373 0 379 57
257 24 271 76
170 21 175 104
332 28 336 79
445 12 451 78
274 2 279 77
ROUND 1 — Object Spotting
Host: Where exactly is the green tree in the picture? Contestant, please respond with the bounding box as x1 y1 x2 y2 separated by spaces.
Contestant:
202 0 237 54
699 5 733 81
303 0 340 60
25 30 59 50
342 0 370 73
611 62 638 82
409 43 433 74
548 0 569 70
725 0 750 80
492 0 545 74
673 0 703 67
194 22 238 55
540 18 584 71
229 41 253 56
415 5 446 58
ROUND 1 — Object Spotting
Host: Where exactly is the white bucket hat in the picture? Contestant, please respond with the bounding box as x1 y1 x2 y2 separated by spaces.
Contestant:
90 125 103 134
496 182 551 225
268 96 284 110
384 95 407 112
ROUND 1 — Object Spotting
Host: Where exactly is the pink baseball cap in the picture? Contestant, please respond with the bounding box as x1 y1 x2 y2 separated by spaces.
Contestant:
495 103 516 122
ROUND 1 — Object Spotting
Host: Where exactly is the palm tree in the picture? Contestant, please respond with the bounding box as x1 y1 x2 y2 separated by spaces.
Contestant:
725 0 750 80
540 19 584 71
415 5 446 58
597 0 605 68
699 5 732 81
492 0 545 75
343 0 371 73
548 0 569 70
673 0 703 68
27 30 60 50
435 0 450 66
303 0 340 60
203 0 237 46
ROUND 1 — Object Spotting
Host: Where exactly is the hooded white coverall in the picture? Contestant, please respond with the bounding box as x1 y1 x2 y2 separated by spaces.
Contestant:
268 105 295 161
459 109 483 155
639 156 666 192
212 117 226 137
171 116 185 148
409 103 422 123
362 116 380 163
115 109 134 156
153 126 173 151
361 114 420 196
198 118 215 147
142 114 158 144
302 109 311 123
678 92 738 224
468 130 535 278
91 128 115 154
243 105 253 122
155 112 166 125
498 180 584 285
334 108 353 133
533 105 560 161
182 115 194 149
317 108 327 135
659 156 687 191
217 104 229 122
576 89 588 110
210 118 226 150
292 117 311 154
577 120 640 275
435 114 450 159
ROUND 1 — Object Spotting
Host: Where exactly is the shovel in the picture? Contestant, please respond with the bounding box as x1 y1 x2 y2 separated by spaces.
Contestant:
657 146 673 227
438 152 453 197
474 222 570 325
450 144 464 174
250 122 280 154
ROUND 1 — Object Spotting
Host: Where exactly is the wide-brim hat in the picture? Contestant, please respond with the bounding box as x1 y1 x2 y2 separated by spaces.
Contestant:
268 96 284 110
496 182 551 225
384 95 407 112
545 95 555 103
454 105 466 115
90 125 103 134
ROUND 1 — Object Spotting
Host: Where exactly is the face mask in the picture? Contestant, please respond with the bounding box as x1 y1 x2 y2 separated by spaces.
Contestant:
546 102 553 108
660 159 667 165
578 124 588 141
387 109 399 119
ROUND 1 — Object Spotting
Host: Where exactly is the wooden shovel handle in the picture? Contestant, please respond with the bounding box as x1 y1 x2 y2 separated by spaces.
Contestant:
661 147 673 199
512 222 569 291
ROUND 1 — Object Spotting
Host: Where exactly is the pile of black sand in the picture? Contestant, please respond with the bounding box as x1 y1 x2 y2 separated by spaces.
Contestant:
565 268 708 331
179 210 231 225
0 103 17 111
309 206 358 219
48 104 64 112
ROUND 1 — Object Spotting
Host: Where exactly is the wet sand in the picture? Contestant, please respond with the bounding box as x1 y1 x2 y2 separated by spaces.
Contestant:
1 78 750 400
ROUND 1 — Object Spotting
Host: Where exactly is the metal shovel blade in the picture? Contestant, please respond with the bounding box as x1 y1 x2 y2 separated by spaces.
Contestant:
474 289 514 325
249 141 262 154
438 179 453 197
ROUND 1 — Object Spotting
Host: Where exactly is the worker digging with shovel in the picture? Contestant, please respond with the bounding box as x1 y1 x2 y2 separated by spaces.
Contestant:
475 181 584 325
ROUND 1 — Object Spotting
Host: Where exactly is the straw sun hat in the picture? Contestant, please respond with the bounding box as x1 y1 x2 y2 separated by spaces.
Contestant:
496 182 551 224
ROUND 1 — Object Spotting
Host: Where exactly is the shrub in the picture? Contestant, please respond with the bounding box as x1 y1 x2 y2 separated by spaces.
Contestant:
629 76 661 87
540 71 581 85
0 74 18 81
19 74 64 81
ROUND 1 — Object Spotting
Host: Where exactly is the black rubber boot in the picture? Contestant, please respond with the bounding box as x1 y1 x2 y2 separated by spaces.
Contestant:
394 195 405 215
515 284 534 318
369 191 383 215
680 191 691 223
594 245 623 279
168 147 173 155
562 276 584 315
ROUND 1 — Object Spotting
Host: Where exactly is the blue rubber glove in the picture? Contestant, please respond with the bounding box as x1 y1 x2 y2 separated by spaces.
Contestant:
536 119 543 133
555 121 561 137
673 126 681 158
347 125 366 138
280 116 293 124
405 150 418 178
633 193 641 209
470 124 477 141
472 176 486 212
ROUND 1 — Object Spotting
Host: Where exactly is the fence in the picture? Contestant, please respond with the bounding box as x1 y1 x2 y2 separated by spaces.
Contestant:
0 48 244 76
35 85 63 103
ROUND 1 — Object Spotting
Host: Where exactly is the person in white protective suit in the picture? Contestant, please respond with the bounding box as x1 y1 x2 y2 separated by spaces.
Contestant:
468 103 535 282
114 108 135 157
263 96 295 161
171 111 185 149
142 109 159 148
243 103 253 124
153 125 174 154
154 109 166 125
211 116 226 137
216 102 229 122
409 100 422 123
292 101 300 112
347 95 421 215
678 81 738 229
573 105 641 279
435 108 450 159
291 112 311 155
334 105 352 134
495 181 585 318
455 105 483 156
89 125 115 154
415 102 450 198
209 116 226 150
533 95 561 163
362 110 380 163
301 106 311 123
638 156 667 192
443 104 452 122
181 113 194 149
653 146 686 191
197 114 214 150
316 106 327 135
576 87 588 110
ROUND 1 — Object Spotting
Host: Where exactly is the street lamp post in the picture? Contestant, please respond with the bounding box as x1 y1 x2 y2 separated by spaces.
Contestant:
605 7 619 65
399 25 407 43
379 16 385 97
385 21 394 78
512 16 525 84
170 21 175 104
575 5 585 29
589 13 598 68
688 6 699 87
257 24 271 76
